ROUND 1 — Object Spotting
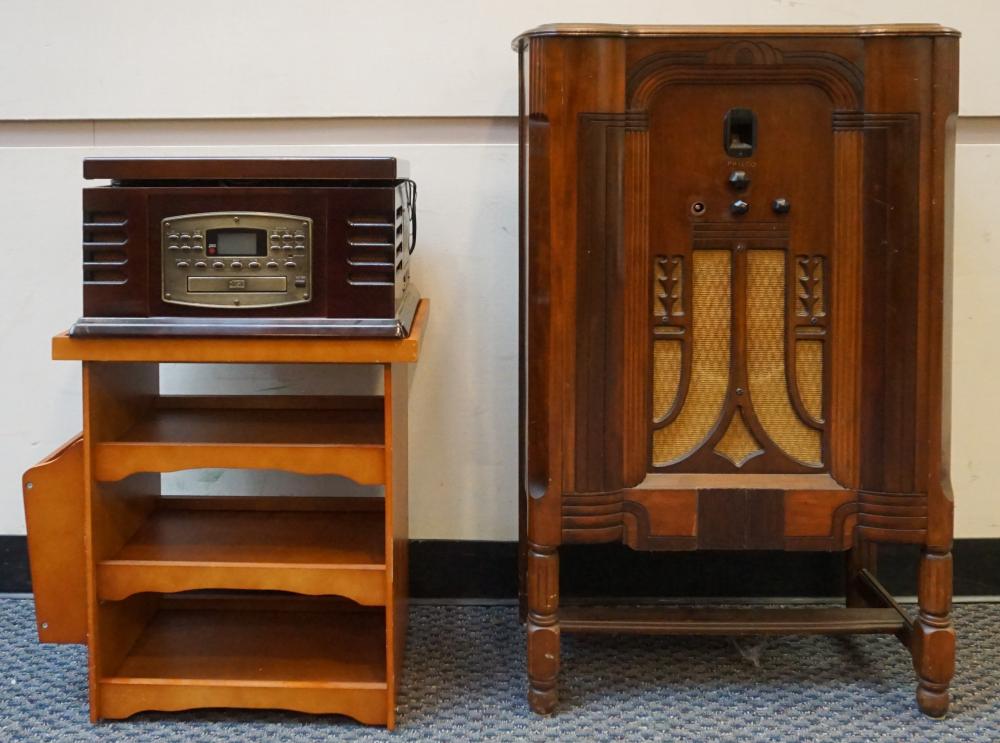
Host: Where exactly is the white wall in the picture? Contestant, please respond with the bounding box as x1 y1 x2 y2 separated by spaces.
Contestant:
2 1 999 540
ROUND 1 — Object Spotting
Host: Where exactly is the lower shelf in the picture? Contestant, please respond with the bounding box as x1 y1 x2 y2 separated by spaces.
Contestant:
98 496 386 605
100 596 388 724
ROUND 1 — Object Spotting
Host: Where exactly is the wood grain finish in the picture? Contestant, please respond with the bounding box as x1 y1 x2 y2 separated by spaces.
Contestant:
97 500 386 605
56 298 428 363
29 305 427 726
98 597 387 724
79 158 416 335
560 606 907 636
84 157 400 182
93 395 384 484
22 436 87 643
518 25 957 717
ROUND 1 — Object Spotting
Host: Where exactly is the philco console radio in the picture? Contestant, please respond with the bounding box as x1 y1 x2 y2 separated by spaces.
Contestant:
71 157 418 337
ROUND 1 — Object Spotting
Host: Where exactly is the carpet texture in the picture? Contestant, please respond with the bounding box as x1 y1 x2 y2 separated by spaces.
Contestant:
1 598 998 741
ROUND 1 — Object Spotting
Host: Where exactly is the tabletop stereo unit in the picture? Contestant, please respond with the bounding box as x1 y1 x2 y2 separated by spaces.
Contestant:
71 157 418 337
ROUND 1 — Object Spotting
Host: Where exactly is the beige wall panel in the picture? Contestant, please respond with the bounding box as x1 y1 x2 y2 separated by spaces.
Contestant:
0 1 995 119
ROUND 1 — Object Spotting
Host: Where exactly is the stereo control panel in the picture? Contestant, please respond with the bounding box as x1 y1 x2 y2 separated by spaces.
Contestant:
161 212 312 309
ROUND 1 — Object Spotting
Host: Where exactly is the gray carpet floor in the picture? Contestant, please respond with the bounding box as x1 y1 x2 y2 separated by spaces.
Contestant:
2 598 999 742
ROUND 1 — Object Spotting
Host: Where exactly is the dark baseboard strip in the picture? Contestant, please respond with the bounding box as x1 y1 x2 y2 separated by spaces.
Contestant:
3 536 999 599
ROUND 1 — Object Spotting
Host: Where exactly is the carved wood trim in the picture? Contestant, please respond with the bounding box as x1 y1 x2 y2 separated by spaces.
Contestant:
627 41 863 110
575 112 649 494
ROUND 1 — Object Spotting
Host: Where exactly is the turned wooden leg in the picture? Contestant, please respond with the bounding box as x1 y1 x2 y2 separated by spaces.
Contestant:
526 542 559 714
845 538 878 608
912 547 955 718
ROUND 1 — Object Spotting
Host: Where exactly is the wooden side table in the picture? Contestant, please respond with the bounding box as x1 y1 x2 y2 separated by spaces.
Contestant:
23 300 428 728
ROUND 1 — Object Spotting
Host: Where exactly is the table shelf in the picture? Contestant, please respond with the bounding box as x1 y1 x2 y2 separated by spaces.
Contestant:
97 496 386 605
30 301 425 727
100 595 387 724
94 395 385 483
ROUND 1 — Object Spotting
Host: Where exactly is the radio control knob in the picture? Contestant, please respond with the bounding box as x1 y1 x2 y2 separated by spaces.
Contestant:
194 261 207 270
728 170 751 190
772 197 791 214
230 261 243 270
176 260 190 269
266 261 279 269
730 199 750 216
248 261 261 270
284 260 297 269
212 261 225 270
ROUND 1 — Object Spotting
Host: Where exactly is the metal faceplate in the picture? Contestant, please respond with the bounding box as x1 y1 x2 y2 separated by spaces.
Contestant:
161 212 312 309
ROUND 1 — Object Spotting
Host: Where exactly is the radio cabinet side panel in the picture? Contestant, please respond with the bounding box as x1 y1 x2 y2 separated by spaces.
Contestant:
82 188 150 318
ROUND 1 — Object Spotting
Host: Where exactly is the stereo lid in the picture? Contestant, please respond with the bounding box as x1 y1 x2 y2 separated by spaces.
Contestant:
84 157 407 184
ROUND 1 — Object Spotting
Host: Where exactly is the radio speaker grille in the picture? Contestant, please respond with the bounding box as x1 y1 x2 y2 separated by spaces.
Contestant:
652 250 730 465
746 250 821 466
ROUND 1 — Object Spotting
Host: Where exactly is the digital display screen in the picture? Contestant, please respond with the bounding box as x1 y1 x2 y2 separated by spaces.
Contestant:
207 228 266 256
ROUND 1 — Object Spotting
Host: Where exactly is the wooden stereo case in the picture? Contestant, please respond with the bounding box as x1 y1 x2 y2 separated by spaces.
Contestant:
516 24 958 717
73 157 418 337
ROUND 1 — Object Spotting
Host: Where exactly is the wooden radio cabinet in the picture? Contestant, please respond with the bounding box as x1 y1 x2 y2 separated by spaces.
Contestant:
515 24 958 717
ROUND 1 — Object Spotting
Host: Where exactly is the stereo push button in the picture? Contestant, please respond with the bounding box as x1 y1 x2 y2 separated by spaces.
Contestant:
230 261 243 270
194 261 207 270
212 261 225 270
266 261 279 269
248 261 261 270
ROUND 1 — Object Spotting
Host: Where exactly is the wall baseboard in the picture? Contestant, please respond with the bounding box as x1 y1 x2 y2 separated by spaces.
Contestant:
4 536 998 600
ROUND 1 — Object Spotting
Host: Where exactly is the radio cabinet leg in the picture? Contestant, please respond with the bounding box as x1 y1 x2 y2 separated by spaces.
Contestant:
526 543 559 715
845 538 877 608
912 547 955 718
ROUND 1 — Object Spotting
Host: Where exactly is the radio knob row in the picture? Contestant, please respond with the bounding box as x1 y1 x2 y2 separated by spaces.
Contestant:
167 233 204 242
168 245 205 252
